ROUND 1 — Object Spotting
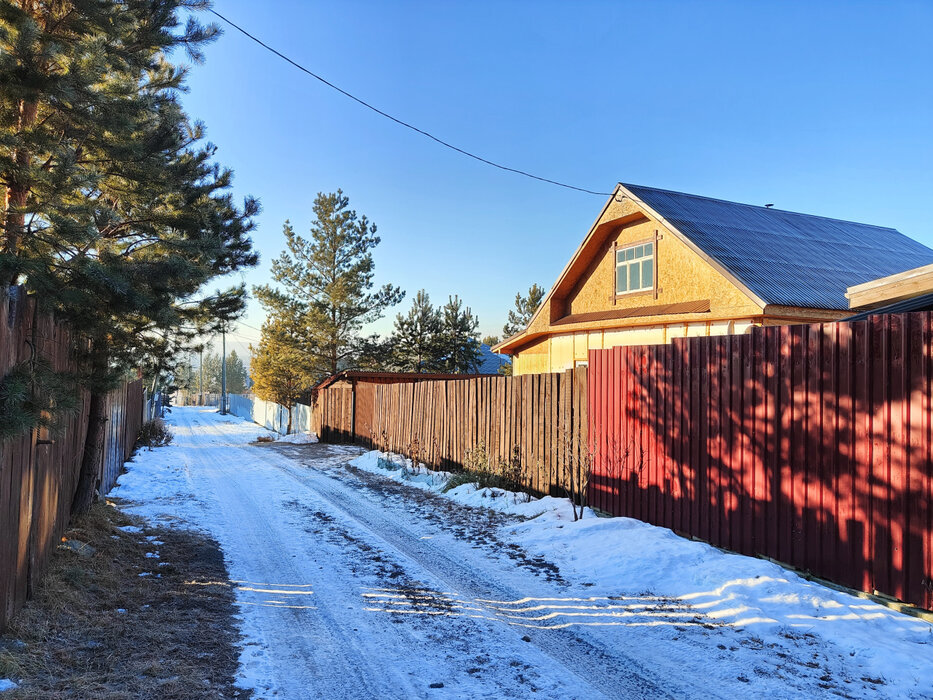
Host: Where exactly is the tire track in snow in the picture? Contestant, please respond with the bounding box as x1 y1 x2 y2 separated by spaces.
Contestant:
268 454 703 700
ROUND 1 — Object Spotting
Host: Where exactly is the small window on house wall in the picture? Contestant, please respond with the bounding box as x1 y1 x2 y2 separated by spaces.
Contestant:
615 242 654 295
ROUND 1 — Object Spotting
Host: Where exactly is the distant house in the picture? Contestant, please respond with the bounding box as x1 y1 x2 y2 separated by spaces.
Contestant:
494 182 933 375
475 343 511 374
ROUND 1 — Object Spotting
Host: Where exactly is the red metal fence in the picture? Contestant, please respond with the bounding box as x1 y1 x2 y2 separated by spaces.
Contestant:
587 312 933 610
0 287 144 630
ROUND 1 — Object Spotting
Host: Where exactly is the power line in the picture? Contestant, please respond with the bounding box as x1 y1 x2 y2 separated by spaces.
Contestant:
232 319 262 333
208 9 612 198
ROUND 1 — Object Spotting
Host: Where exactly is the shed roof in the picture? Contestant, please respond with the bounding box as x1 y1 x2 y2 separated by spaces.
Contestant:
845 292 933 321
623 183 933 310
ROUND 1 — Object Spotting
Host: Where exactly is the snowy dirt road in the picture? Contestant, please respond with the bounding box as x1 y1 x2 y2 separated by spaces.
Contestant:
113 408 933 699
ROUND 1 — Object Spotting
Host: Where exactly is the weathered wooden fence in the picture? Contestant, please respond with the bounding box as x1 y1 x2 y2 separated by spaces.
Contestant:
318 369 589 496
0 288 144 630
588 312 933 611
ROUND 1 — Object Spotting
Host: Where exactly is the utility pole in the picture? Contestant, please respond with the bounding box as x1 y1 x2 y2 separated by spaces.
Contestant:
221 326 227 415
198 345 204 406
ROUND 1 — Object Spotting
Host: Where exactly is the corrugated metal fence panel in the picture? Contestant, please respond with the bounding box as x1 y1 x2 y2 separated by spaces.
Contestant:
587 312 933 611
227 394 314 436
228 394 254 422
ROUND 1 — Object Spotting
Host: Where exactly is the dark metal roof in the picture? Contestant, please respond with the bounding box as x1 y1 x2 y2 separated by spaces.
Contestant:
622 183 933 310
476 343 511 373
845 292 933 321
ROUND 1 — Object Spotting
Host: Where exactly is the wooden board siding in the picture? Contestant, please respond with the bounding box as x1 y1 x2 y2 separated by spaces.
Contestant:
0 288 144 631
318 370 588 498
588 311 933 611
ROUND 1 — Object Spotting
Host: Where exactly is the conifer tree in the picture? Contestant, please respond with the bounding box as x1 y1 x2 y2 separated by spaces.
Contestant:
391 289 443 372
354 334 394 371
482 335 500 347
502 283 545 337
0 3 259 514
201 353 223 393
439 295 481 373
249 317 317 433
224 349 248 394
254 191 403 379
173 358 196 394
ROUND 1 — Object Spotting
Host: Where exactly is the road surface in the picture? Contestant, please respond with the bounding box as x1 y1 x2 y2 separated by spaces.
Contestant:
114 407 925 699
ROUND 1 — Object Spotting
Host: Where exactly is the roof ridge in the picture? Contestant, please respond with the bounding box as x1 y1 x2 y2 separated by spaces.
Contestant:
619 182 900 232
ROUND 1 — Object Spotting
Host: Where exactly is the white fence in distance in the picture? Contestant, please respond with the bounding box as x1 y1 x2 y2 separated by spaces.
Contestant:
227 394 313 436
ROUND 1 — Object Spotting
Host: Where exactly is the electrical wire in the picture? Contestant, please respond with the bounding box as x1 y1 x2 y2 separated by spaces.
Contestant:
207 9 612 197
232 319 263 333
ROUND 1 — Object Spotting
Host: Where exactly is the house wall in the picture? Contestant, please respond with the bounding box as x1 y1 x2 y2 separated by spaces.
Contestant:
512 320 758 375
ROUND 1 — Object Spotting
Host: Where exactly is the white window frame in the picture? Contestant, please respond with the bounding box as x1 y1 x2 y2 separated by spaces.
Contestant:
614 240 655 296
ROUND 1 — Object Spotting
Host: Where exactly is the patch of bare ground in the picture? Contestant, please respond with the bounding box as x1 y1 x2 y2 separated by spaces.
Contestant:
0 502 248 699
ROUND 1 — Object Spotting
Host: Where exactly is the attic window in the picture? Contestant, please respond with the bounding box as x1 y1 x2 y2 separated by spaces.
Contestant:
615 241 654 295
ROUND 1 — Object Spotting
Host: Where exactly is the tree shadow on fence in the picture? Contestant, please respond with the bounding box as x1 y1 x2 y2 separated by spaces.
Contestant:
588 313 933 610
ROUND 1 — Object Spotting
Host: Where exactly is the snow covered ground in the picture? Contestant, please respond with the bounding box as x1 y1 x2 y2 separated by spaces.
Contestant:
112 407 933 699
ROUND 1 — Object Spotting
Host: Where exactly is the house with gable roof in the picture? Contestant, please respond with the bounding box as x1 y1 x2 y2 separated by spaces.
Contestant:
493 183 933 375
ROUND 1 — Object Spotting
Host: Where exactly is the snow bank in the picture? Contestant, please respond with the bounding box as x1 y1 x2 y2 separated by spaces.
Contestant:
349 450 451 490
274 431 319 445
349 448 933 692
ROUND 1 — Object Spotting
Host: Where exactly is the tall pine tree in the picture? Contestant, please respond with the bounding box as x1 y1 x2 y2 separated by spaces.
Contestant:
391 289 443 372
224 349 248 394
254 191 403 378
1 2 259 514
439 295 481 373
502 283 545 337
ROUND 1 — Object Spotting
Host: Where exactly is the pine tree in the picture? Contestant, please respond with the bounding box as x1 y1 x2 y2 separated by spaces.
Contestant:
173 358 196 393
391 290 443 372
254 191 403 379
249 317 317 432
225 349 248 394
503 283 545 337
201 353 223 393
482 335 500 347
354 334 394 371
439 295 481 373
1 3 259 514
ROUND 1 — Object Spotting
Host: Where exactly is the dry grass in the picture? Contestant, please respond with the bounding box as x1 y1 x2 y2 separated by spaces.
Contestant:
0 502 249 699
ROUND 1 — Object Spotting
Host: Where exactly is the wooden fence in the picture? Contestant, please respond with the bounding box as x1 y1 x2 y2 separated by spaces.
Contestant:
318 369 589 497
588 312 933 611
0 287 144 630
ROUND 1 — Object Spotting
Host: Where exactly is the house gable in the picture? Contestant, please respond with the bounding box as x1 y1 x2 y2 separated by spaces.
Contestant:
504 186 764 353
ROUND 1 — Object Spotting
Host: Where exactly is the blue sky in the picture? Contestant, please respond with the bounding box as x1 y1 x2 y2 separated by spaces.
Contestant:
179 1 933 358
